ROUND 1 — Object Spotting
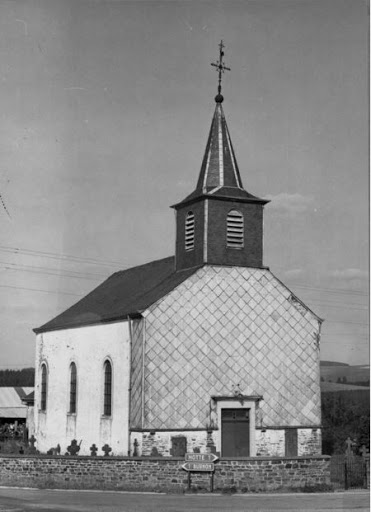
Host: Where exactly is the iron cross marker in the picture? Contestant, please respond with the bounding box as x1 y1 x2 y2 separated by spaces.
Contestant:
211 40 231 95
185 452 219 463
182 462 215 472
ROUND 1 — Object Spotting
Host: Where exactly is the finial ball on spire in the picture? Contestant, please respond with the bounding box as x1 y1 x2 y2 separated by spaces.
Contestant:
215 94 224 103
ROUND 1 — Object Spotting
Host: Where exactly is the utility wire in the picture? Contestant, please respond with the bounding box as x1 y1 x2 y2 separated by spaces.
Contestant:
308 302 367 311
0 261 108 279
1 264 108 281
0 284 82 297
0 245 129 269
290 283 368 297
326 320 369 326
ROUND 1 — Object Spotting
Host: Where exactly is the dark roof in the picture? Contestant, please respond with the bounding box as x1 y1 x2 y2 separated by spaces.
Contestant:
21 391 35 406
172 102 268 208
34 256 199 333
177 186 268 207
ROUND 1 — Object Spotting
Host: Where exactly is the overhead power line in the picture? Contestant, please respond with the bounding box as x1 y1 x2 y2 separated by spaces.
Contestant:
308 302 368 312
1 261 109 281
326 320 369 326
321 342 369 345
0 284 82 297
290 283 368 297
0 245 128 269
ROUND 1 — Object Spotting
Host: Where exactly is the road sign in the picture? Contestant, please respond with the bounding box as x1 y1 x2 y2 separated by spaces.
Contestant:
182 462 215 472
185 453 219 463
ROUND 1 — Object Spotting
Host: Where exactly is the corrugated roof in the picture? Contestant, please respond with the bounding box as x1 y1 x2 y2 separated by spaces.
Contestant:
0 387 33 418
34 256 200 333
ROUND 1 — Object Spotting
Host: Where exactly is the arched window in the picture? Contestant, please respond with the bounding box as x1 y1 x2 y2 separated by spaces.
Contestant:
103 360 112 416
227 210 244 248
40 363 47 411
69 363 77 413
185 211 195 251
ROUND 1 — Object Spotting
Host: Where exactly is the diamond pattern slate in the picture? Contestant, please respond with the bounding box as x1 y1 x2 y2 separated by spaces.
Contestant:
136 266 321 430
129 319 144 428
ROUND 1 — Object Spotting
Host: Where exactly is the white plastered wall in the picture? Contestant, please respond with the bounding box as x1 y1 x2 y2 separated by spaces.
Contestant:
34 321 131 456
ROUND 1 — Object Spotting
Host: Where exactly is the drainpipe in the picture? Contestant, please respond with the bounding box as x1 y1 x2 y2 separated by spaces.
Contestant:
127 315 133 456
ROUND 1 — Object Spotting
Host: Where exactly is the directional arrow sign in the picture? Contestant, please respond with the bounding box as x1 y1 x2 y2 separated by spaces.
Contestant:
182 462 215 472
185 453 219 463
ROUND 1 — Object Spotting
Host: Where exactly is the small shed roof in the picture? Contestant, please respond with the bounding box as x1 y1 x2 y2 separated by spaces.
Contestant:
0 387 34 419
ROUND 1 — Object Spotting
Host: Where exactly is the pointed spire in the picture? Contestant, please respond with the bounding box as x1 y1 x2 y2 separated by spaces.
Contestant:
174 100 268 206
196 102 244 192
172 42 268 208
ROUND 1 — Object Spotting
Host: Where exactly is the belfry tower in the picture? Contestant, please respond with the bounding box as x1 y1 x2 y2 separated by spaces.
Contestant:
172 41 269 271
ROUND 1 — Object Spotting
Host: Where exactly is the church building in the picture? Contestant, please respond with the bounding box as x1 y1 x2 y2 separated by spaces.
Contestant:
33 44 323 458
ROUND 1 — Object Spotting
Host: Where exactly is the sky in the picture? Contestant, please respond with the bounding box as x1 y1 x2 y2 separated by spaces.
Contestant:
0 0 368 368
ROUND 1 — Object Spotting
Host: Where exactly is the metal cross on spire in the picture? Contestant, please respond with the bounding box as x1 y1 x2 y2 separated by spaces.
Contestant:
211 40 231 99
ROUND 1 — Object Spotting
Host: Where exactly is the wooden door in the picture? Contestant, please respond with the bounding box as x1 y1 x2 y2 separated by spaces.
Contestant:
285 429 298 456
221 408 250 457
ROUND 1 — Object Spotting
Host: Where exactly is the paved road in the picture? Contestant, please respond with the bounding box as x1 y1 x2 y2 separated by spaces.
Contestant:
0 488 368 512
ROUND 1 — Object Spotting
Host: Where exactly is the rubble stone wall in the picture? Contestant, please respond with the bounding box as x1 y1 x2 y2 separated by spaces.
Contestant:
0 454 330 492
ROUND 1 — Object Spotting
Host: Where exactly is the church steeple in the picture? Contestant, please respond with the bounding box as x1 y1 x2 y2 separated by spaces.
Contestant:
172 42 269 272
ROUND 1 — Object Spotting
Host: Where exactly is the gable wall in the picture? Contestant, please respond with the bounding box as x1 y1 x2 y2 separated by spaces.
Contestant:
141 266 321 430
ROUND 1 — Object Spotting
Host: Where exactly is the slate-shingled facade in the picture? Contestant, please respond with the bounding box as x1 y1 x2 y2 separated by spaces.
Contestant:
33 86 323 458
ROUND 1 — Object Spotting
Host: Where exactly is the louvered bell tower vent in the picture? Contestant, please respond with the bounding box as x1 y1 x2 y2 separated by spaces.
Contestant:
227 210 244 248
185 212 195 251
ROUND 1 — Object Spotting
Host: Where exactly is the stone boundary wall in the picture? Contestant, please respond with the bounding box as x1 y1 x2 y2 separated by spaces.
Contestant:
0 455 330 492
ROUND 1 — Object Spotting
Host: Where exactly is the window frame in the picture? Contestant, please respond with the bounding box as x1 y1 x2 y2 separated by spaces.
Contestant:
103 359 113 417
40 363 48 412
69 362 77 414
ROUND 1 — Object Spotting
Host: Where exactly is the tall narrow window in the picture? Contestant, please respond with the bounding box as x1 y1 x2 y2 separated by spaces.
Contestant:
185 211 195 251
103 360 112 416
227 210 244 248
69 363 77 413
40 363 47 411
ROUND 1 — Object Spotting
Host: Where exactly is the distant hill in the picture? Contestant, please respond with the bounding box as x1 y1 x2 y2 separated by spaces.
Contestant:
321 381 369 392
320 361 349 367
320 361 369 384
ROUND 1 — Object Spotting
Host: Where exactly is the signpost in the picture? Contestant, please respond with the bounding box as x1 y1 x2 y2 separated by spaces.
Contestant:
182 453 219 491
184 453 218 463
182 462 215 472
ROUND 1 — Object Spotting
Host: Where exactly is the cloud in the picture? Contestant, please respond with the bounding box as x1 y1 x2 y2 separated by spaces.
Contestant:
284 268 305 279
265 193 315 214
330 268 369 281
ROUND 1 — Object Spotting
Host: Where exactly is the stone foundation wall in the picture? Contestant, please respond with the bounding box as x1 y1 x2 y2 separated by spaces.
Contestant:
255 428 322 457
298 429 322 456
131 428 321 458
256 430 285 456
0 455 330 492
131 431 216 457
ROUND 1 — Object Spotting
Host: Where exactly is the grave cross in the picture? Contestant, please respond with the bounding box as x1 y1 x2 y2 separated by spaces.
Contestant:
28 435 37 454
102 443 112 457
90 444 98 456
345 437 354 457
360 445 369 458
67 439 80 456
